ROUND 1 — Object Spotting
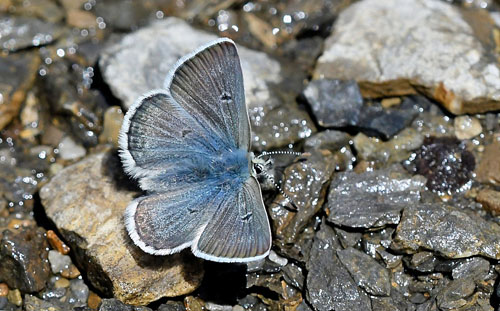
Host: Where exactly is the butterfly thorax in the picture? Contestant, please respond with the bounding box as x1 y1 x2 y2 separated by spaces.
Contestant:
208 148 251 185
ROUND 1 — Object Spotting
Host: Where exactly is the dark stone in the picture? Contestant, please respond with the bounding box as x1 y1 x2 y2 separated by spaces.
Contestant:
157 301 186 311
451 257 490 281
392 203 500 259
98 299 153 311
269 151 336 245
0 15 61 51
326 164 426 228
406 137 475 193
0 227 50 292
337 247 391 296
302 79 363 127
282 263 305 290
436 279 475 310
405 251 439 273
303 130 351 153
306 224 371 311
334 228 362 249
237 295 268 311
357 100 419 139
371 288 417 311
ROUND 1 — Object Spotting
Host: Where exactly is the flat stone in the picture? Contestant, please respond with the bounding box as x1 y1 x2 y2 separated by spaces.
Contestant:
476 188 500 216
303 130 351 153
302 79 363 127
336 247 391 296
475 141 500 186
0 15 60 51
393 203 500 259
0 227 51 292
99 17 315 150
314 0 500 114
452 257 490 281
326 164 426 228
454 116 482 140
0 52 40 131
436 279 476 310
269 150 336 244
40 151 203 305
306 224 371 311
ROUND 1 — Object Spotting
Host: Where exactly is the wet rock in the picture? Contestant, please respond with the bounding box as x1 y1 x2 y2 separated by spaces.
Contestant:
157 301 186 311
336 247 391 296
99 298 152 311
476 188 500 216
356 101 419 139
46 230 70 255
0 15 61 51
314 0 500 114
269 150 336 244
306 224 371 311
0 52 39 131
48 250 72 274
302 79 363 127
58 136 86 161
24 294 67 311
68 278 89 306
40 151 203 305
454 116 482 140
405 251 439 273
407 137 475 194
353 128 424 165
99 17 315 150
0 227 51 292
335 228 362 249
452 257 490 281
282 263 305 290
436 279 476 310
99 106 124 147
303 130 351 153
393 203 500 259
326 164 426 228
475 141 500 186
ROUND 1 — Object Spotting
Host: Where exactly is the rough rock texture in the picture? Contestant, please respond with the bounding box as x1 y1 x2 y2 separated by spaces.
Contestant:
0 227 51 292
40 151 203 305
314 0 500 114
306 225 371 311
336 247 391 296
475 141 500 186
99 17 315 150
327 164 426 228
393 204 500 259
476 188 500 216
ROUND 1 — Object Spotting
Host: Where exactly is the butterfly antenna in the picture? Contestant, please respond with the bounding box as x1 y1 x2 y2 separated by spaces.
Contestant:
257 150 302 159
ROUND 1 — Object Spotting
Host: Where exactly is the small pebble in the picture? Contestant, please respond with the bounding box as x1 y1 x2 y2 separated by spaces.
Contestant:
48 249 72 274
0 283 8 297
61 264 81 279
184 296 205 311
7 289 22 307
47 230 71 255
58 136 86 160
99 106 124 147
54 277 70 288
87 291 101 309
70 279 89 304
381 97 402 108
454 115 482 140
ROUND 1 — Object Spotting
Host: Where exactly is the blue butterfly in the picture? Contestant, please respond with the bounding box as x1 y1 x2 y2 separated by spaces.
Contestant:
119 38 272 262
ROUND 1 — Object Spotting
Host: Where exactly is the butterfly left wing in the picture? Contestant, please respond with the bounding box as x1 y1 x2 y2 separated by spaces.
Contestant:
192 177 271 262
165 38 250 151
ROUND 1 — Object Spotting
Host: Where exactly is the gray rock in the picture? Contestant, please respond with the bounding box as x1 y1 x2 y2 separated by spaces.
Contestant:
337 247 391 296
303 129 351 153
393 204 500 259
306 224 371 311
69 278 89 306
436 279 476 310
99 17 315 150
302 79 363 127
157 301 186 311
99 299 152 311
357 101 419 139
452 257 490 281
326 164 426 228
0 227 50 292
0 15 61 51
405 251 439 273
48 250 72 274
23 294 66 311
282 263 305 290
40 151 203 305
313 0 500 114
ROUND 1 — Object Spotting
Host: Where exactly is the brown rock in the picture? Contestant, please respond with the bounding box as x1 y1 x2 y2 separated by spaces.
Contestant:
476 188 500 216
0 283 8 297
40 151 203 305
46 230 71 255
87 291 102 309
66 9 98 28
60 264 81 279
475 141 500 185
0 52 40 131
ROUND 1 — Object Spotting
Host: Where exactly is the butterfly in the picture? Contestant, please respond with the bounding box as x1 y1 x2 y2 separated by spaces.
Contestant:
119 38 272 262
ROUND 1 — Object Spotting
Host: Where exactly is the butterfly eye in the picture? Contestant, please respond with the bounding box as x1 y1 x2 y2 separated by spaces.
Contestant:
220 92 232 101
254 164 263 174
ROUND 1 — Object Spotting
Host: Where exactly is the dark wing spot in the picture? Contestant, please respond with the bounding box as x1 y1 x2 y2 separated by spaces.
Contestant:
181 129 192 137
241 212 252 221
220 92 232 101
